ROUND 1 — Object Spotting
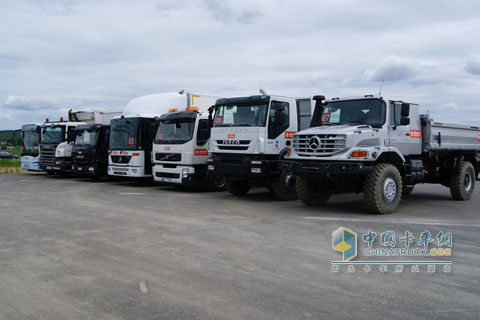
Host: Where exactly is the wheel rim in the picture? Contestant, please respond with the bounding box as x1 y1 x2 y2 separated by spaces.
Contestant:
284 172 296 191
214 176 225 189
383 177 397 203
464 171 472 192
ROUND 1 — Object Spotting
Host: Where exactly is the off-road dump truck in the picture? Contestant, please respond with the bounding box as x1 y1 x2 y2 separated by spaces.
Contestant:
281 95 480 214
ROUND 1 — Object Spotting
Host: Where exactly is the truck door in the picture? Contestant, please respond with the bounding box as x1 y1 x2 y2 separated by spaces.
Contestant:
267 100 291 154
388 101 422 155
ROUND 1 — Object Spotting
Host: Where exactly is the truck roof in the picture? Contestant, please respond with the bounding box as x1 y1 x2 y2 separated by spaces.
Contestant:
215 95 312 106
158 110 200 121
75 123 109 131
120 92 190 118
21 123 41 131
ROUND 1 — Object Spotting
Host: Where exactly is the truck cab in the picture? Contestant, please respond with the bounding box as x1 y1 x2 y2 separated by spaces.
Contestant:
39 119 86 174
152 108 224 189
72 124 111 178
207 94 313 200
20 123 41 171
109 92 221 179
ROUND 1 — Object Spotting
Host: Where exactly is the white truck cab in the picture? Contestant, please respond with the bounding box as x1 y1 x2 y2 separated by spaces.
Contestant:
207 93 313 200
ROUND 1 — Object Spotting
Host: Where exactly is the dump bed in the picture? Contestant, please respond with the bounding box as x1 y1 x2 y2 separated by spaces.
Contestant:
421 115 480 152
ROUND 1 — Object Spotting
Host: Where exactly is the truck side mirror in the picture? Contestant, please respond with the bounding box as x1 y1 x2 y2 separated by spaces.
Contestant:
400 117 410 126
401 103 410 117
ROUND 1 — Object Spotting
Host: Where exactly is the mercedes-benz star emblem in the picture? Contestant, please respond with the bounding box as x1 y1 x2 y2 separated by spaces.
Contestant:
309 136 321 150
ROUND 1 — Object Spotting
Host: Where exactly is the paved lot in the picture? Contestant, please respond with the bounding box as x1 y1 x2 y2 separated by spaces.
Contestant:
0 173 479 320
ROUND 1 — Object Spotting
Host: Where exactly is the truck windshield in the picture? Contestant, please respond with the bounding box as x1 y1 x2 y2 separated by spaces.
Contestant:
110 118 140 150
22 130 40 153
155 119 195 144
312 99 386 128
42 126 65 144
213 103 268 127
75 129 99 146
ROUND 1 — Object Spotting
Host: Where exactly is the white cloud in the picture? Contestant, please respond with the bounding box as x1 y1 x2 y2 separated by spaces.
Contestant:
0 0 480 129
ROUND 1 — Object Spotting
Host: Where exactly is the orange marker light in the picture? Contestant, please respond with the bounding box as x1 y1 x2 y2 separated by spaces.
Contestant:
132 153 140 156
168 108 178 112
351 151 367 157
185 106 199 111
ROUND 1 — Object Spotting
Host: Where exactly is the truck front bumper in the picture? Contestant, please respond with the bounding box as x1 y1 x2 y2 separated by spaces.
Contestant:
107 165 151 178
153 164 208 187
72 163 107 177
40 158 72 172
207 154 280 178
280 160 373 176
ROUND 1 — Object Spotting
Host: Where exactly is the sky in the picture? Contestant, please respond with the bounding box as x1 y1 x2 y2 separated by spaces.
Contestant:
1 0 480 129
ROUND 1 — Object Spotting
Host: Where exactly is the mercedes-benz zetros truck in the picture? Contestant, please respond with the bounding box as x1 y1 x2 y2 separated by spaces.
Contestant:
280 95 480 214
151 94 222 189
207 93 313 200
39 111 115 175
72 111 120 178
108 91 219 179
20 123 41 171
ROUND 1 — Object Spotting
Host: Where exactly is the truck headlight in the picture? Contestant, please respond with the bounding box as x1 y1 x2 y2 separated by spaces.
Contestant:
182 168 189 178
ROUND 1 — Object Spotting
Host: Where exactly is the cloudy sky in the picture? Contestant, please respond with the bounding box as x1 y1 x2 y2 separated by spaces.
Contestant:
1 0 480 129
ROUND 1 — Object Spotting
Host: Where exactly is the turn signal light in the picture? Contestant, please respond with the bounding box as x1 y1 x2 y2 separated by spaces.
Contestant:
132 153 140 156
185 106 199 111
168 108 178 112
351 151 367 157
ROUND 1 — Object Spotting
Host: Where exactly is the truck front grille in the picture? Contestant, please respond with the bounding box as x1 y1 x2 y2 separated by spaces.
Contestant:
111 155 132 164
155 172 180 179
40 146 55 166
216 140 250 151
293 134 346 157
155 153 181 162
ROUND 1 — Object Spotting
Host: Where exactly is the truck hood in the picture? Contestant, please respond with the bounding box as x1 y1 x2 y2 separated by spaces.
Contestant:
297 124 375 135
210 127 264 154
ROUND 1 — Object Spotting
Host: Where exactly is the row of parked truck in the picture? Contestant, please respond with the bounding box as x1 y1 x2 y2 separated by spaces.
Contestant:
20 91 480 214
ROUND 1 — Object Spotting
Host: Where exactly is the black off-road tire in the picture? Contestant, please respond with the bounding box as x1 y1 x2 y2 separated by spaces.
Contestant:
272 170 298 201
449 161 475 201
208 175 226 191
296 176 332 206
225 177 251 196
403 185 414 197
364 163 403 214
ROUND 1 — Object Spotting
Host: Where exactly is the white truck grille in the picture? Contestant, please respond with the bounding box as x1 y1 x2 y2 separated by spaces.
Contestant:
293 134 346 157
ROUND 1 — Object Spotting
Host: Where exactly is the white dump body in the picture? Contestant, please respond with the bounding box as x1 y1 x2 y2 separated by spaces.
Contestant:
422 116 480 152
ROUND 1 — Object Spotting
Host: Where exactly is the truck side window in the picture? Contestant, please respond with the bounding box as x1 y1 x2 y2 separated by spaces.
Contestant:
268 101 290 139
390 102 402 126
196 119 210 146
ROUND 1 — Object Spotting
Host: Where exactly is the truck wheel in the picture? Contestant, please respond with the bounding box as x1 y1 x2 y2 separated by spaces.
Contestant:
364 163 403 214
296 176 332 206
209 176 226 191
449 161 475 201
225 177 251 196
403 185 414 197
272 170 298 201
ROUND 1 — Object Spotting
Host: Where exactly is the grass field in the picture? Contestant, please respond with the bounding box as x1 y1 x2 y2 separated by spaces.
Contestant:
0 147 22 174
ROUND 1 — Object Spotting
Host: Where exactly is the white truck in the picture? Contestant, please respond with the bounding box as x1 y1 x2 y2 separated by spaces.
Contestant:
280 95 480 214
39 110 115 175
108 91 218 179
151 94 222 188
207 93 313 200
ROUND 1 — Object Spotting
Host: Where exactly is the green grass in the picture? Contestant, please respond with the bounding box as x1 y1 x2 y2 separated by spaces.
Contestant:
0 159 20 167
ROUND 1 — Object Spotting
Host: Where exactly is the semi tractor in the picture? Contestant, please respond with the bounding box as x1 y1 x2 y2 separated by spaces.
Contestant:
280 95 480 214
151 93 222 189
20 123 41 171
207 93 313 200
39 111 115 175
108 91 218 179
72 111 121 178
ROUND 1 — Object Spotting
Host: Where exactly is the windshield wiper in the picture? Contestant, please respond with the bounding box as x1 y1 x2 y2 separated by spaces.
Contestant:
216 124 231 127
236 124 252 127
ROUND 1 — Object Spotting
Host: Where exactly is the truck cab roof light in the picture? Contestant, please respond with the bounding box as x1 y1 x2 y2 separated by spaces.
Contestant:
185 106 199 112
60 117 63 121
45 118 49 122
168 108 178 112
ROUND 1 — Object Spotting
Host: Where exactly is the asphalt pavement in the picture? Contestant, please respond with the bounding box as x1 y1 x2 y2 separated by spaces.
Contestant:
0 173 479 319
